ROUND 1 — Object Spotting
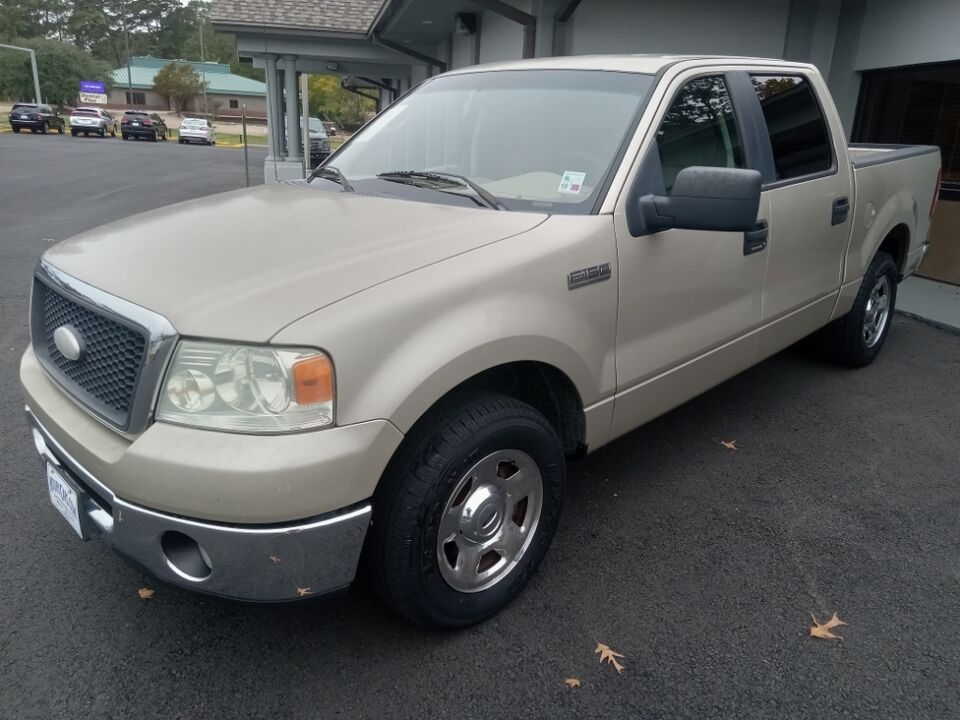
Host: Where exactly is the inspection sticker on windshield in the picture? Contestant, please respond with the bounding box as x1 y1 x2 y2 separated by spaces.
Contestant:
558 171 586 195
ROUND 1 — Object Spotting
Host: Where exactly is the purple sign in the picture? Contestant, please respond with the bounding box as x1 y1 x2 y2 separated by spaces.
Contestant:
79 80 106 94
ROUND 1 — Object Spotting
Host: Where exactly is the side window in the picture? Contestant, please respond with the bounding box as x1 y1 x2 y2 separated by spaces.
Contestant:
656 75 745 193
750 74 832 180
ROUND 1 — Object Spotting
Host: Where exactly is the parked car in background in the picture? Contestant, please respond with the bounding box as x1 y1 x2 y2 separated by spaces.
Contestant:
69 107 118 138
178 118 215 146
9 103 65 135
120 111 168 142
308 117 331 166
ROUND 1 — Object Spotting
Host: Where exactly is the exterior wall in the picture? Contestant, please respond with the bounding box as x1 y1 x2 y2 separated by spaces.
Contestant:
107 88 168 110
563 0 791 57
855 0 960 71
478 0 531 64
183 93 267 117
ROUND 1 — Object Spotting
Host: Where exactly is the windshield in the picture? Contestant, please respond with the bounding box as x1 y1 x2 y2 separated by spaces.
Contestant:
308 118 326 134
332 69 654 213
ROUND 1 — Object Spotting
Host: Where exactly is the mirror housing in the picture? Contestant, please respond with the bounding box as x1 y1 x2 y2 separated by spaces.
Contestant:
638 166 761 233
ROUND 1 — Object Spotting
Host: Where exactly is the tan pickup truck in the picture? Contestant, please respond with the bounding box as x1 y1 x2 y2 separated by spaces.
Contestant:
22 56 940 628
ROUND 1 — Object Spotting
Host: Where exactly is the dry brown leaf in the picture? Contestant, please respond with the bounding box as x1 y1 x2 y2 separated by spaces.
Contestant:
564 678 581 689
137 587 155 600
809 612 847 640
296 585 313 597
269 555 282 564
595 642 625 674
716 439 739 451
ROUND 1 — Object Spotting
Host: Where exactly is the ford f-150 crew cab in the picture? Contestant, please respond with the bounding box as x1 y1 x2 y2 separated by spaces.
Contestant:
21 56 941 628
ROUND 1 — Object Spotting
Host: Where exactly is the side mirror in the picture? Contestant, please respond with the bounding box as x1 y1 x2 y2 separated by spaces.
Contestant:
639 166 761 233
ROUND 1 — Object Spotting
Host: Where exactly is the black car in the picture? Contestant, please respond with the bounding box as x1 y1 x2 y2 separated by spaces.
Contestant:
120 111 169 141
9 103 66 134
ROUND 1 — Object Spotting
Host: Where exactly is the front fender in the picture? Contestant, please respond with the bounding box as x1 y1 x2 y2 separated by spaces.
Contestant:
272 215 619 441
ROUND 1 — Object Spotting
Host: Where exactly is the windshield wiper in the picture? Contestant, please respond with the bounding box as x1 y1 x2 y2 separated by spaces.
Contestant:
376 170 503 210
307 164 354 192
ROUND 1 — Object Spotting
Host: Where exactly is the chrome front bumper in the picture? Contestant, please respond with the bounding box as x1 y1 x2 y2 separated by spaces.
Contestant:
26 406 372 602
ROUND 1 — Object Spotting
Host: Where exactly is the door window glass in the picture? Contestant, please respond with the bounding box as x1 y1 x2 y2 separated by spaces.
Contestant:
751 75 832 180
656 75 745 192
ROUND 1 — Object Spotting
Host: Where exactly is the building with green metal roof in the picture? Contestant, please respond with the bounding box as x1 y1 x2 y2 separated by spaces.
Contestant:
107 56 267 118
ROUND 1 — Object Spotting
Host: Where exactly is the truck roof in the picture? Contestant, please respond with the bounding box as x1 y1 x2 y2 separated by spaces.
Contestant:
445 54 815 76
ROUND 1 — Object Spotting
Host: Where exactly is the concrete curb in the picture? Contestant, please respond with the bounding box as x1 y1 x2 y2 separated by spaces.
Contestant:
895 309 960 337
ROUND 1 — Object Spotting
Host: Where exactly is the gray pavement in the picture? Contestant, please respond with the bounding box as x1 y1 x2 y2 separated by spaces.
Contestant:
1 133 959 720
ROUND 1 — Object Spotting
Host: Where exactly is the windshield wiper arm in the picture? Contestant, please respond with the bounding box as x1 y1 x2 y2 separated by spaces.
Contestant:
307 164 355 192
376 170 503 210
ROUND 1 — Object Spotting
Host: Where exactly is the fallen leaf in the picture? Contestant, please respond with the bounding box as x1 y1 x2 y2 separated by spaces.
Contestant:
809 612 847 640
564 678 581 689
595 642 625 674
296 586 313 597
716 438 738 451
269 555 282 564
137 587 155 600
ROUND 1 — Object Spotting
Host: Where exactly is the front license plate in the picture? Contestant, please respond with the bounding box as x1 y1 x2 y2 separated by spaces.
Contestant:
47 464 83 539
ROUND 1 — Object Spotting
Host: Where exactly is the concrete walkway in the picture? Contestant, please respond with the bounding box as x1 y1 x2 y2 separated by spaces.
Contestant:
898 275 960 332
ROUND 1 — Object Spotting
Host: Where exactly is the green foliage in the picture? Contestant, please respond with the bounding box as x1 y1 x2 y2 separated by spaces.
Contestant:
0 1 255 77
308 75 375 130
0 36 112 105
153 62 205 111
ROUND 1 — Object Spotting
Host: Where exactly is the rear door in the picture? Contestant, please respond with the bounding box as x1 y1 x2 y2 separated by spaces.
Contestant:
745 70 851 325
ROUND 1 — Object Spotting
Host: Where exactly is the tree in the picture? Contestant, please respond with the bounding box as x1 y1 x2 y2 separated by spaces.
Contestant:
307 75 376 131
152 61 205 111
0 36 112 104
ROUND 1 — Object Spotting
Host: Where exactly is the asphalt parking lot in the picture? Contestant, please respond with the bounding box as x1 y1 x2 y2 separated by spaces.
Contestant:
1 132 959 720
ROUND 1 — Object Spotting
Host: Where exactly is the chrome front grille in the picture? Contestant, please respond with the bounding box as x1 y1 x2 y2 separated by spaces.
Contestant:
31 261 178 433
38 281 147 423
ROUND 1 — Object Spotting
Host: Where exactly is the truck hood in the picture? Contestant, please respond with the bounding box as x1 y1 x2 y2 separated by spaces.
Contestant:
43 183 547 341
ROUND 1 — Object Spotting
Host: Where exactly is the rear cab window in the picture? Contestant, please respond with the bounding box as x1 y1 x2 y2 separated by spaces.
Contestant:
750 74 832 181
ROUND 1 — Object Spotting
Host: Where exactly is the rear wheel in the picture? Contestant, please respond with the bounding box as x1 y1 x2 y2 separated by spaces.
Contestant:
12 126 20 133
40 122 49 135
151 130 158 142
57 123 64 134
70 129 78 137
820 251 898 367
99 128 106 138
368 391 564 629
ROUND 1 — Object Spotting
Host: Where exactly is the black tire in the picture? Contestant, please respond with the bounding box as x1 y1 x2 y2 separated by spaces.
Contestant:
122 133 129 140
99 128 105 138
57 123 64 134
178 138 184 144
151 131 158 142
70 129 78 137
40 122 49 135
368 391 565 629
820 251 898 367
12 125 20 133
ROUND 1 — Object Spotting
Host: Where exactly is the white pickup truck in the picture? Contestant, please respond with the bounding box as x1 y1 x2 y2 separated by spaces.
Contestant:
22 55 940 628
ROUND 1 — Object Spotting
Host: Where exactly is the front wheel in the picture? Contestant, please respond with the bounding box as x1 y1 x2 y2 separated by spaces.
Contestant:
368 391 564 629
820 251 898 367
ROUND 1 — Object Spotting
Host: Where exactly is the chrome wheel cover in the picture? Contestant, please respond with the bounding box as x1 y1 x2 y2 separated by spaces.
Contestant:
863 274 892 348
436 449 543 593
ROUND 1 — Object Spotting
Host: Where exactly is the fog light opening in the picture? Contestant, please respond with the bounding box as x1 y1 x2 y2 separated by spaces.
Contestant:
161 531 212 582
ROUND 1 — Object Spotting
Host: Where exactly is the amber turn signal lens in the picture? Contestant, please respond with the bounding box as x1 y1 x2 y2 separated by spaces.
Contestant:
293 355 333 406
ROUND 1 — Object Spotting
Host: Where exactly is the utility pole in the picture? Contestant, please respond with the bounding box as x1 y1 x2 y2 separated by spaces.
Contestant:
121 0 133 102
0 43 42 104
198 8 209 118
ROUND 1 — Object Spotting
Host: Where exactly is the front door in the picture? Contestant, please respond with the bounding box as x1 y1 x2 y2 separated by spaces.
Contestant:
610 71 770 439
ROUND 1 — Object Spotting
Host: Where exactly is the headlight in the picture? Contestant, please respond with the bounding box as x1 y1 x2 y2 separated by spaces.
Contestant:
156 340 334 433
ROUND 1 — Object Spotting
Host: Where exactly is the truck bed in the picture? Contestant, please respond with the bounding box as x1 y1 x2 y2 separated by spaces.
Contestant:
848 143 940 169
